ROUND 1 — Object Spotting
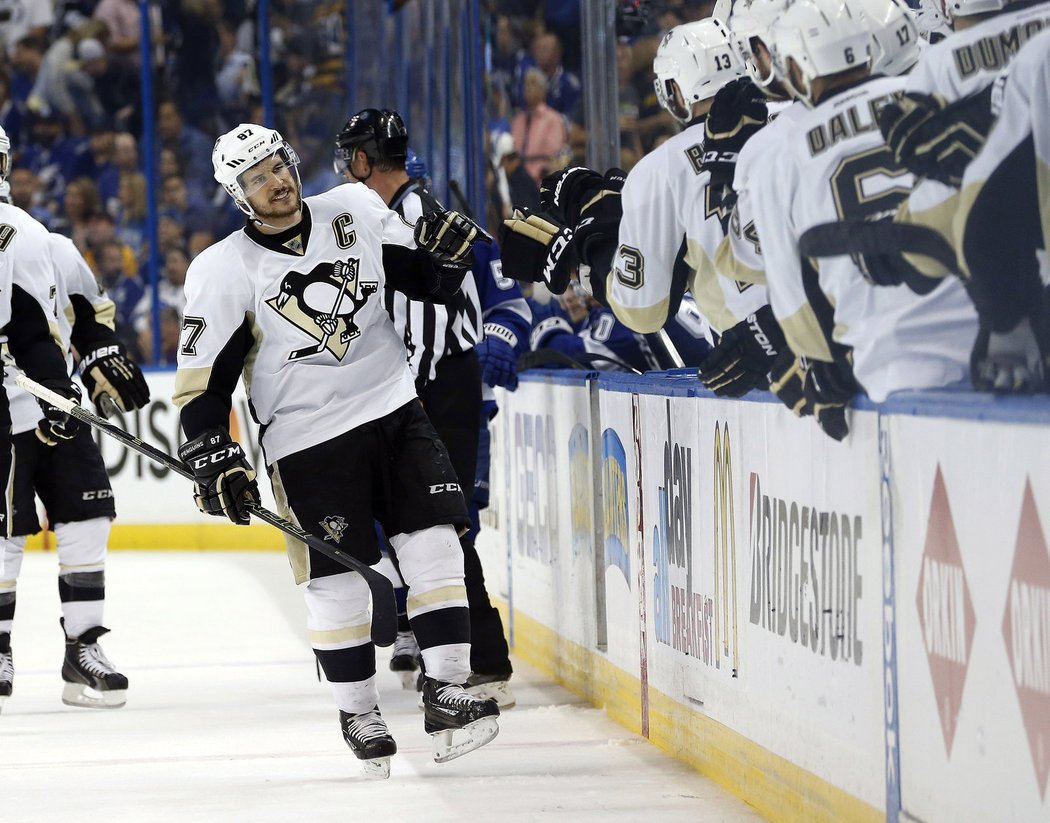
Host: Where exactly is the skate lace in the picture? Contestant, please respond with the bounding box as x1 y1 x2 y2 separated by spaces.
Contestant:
344 710 389 742
435 683 478 708
0 650 12 682
78 643 117 677
391 632 419 657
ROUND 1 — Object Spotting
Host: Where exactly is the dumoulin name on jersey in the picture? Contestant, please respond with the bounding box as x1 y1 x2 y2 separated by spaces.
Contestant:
908 1 1050 99
174 183 419 465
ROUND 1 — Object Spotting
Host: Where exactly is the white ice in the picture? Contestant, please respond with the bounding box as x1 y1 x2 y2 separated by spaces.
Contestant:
2 551 766 822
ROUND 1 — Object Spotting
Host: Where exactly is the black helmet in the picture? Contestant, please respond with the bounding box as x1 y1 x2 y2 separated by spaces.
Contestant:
334 108 408 174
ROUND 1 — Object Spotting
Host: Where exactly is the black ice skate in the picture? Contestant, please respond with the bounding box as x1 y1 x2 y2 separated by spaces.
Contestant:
466 671 516 710
421 677 500 763
389 630 420 690
339 707 397 779
61 621 128 709
0 633 12 714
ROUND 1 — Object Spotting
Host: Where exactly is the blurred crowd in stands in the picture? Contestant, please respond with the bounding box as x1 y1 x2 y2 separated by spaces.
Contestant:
0 0 702 365
485 0 714 226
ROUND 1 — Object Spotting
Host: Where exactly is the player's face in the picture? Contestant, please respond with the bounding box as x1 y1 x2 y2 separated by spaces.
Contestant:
242 154 301 222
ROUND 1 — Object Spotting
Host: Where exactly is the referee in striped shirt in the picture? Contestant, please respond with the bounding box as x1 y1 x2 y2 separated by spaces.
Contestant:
335 109 530 700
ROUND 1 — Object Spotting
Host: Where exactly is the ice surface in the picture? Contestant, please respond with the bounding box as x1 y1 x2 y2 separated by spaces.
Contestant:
2 551 766 822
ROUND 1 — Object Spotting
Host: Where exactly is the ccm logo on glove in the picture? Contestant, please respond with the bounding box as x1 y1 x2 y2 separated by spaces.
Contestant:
188 445 245 471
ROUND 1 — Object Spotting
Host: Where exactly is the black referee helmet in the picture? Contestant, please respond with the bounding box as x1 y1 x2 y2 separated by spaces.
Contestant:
334 108 408 179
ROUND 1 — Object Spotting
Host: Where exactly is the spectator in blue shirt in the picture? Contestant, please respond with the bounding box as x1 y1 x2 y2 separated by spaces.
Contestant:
156 99 214 197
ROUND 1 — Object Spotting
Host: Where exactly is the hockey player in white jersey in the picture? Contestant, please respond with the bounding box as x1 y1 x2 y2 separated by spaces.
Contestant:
951 31 1050 389
0 162 107 712
333 108 528 708
797 0 1050 390
500 20 767 370
174 124 499 778
0 213 148 711
747 0 978 403
700 0 921 432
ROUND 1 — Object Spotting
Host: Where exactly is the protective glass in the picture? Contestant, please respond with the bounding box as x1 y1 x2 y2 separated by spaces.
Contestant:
332 144 359 176
237 149 299 199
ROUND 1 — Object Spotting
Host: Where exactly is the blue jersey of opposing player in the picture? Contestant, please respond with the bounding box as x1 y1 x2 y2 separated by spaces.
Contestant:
529 290 712 371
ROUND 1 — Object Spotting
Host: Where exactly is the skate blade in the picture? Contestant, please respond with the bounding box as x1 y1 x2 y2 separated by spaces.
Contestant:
0 695 7 715
62 682 127 709
360 756 391 779
466 681 516 710
393 669 418 691
431 716 499 763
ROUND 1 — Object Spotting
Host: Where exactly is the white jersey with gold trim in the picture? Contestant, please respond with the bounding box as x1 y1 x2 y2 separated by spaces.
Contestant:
609 122 767 335
717 100 805 287
907 1 1050 99
955 28 1050 270
0 205 68 425
174 183 420 465
903 1 1050 223
4 232 117 434
749 76 978 401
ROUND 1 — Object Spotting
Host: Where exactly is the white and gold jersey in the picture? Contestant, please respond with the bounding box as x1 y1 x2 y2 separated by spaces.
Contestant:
717 100 805 288
903 1 1050 232
4 232 117 434
749 76 978 401
174 183 421 465
955 28 1050 270
907 1 1050 99
0 204 68 422
609 123 766 335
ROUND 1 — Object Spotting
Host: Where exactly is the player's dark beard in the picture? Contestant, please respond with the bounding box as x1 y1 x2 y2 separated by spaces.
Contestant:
253 186 302 221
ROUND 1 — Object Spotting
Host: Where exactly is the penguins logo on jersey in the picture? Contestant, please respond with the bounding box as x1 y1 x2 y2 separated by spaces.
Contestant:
320 515 347 543
265 258 378 361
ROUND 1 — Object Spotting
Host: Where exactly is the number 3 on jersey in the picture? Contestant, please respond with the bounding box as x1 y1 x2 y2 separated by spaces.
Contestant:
614 245 644 290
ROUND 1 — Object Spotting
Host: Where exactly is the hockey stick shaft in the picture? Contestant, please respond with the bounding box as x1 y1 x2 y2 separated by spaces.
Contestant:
289 261 350 361
15 372 397 647
447 181 495 244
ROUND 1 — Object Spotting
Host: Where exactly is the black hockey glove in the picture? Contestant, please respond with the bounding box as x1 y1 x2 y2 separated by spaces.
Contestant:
970 318 1048 394
34 379 82 446
178 428 259 526
805 358 859 442
499 207 578 294
540 167 627 228
698 306 785 397
768 353 852 441
878 89 995 188
768 352 809 415
415 208 491 266
702 78 769 189
79 342 150 416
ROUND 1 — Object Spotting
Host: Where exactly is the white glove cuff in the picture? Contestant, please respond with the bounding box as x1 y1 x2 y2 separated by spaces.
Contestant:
483 323 518 349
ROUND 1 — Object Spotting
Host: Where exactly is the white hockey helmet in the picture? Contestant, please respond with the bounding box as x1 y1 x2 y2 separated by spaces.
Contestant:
653 18 747 125
0 124 11 183
858 0 921 75
940 0 1011 21
768 0 872 106
730 0 790 89
914 0 952 38
212 123 301 217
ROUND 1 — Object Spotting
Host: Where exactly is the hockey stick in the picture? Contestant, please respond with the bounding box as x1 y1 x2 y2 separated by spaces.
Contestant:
14 372 397 647
798 219 957 295
288 260 353 362
447 181 495 245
